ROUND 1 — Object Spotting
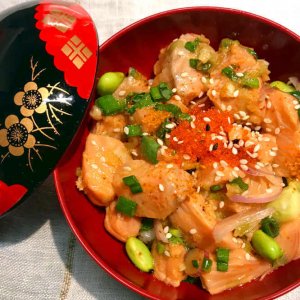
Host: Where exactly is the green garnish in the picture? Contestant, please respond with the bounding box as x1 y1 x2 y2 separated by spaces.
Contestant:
155 103 182 116
141 136 160 164
216 248 229 272
150 82 173 102
126 93 153 114
115 196 137 217
201 257 212 272
156 242 165 254
122 175 143 194
241 77 260 88
221 66 239 82
192 260 199 268
210 184 224 192
95 95 125 115
178 113 192 121
229 176 249 191
140 218 154 232
261 217 280 238
189 59 212 73
219 38 235 49
124 124 143 137
246 48 258 59
270 81 295 93
184 38 200 52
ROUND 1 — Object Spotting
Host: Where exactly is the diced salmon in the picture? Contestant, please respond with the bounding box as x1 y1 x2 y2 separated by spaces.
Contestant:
113 160 194 219
132 107 170 134
208 42 270 125
263 87 300 178
151 240 187 287
104 201 141 242
200 248 271 295
169 193 216 249
81 134 131 206
91 114 127 140
153 34 216 104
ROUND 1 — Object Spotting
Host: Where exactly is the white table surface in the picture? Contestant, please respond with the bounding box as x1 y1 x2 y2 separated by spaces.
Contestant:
0 0 299 299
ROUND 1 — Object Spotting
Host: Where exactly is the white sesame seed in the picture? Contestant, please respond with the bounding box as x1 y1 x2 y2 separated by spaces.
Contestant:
247 151 258 158
295 104 300 110
91 163 98 169
123 166 132 171
166 164 173 169
123 127 129 135
219 201 225 208
164 250 171 257
245 253 251 261
165 133 170 139
239 111 247 117
269 150 277 157
255 164 261 169
203 117 211 122
209 78 214 84
174 95 181 101
190 101 196 105
257 162 265 167
293 100 299 105
213 162 218 169
181 72 189 77
216 171 225 177
266 128 272 132
189 228 197 234
253 144 261 153
239 140 245 147
232 237 238 243
157 138 164 146
166 233 172 239
231 170 239 178
211 90 217 97
215 176 221 181
266 101 272 109
221 103 226 111
173 137 178 142
240 159 248 165
242 115 250 120
228 116 231 124
201 77 207 84
272 164 279 168
178 141 184 144
220 160 228 167
209 144 214 152
271 147 278 151
236 72 244 77
198 91 204 98
100 157 106 163
234 113 240 120
118 90 126 96
228 141 233 149
165 123 176 129
142 132 149 136
178 50 184 56
113 128 121 132
232 147 238 155
264 118 272 124
196 186 201 193
263 137 271 142
190 122 196 129
183 154 191 160
159 184 165 191
246 122 252 126
240 164 249 171
254 126 261 131
172 88 177 93
241 243 246 249
191 115 196 122
275 127 280 135
266 188 273 193
131 150 138 157
163 226 169 233
234 166 240 172
227 105 232 111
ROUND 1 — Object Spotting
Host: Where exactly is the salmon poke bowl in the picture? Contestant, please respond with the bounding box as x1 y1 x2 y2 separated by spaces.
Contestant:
54 7 300 300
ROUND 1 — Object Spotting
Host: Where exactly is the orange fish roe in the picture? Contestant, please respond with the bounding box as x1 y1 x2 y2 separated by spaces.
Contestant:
169 107 255 167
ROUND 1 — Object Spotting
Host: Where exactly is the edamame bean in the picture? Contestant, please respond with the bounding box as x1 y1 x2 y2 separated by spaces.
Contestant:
97 72 125 96
251 230 283 261
125 237 154 272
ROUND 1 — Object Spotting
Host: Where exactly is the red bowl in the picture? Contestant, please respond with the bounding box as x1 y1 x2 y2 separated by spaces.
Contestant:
54 7 300 300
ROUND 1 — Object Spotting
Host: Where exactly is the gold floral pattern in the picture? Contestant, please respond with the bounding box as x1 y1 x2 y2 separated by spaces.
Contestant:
0 115 35 157
14 82 49 117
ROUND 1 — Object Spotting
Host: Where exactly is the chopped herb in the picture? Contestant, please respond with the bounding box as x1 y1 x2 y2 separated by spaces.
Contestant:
189 59 212 73
290 90 300 100
150 82 173 102
141 136 160 164
115 196 137 217
126 93 153 114
246 48 258 59
210 184 224 192
217 261 228 272
123 175 143 194
156 119 172 140
261 217 280 238
184 37 200 52
192 260 199 268
95 95 125 115
155 103 182 117
216 247 229 272
222 66 239 82
201 257 212 272
140 218 154 232
150 86 163 102
229 176 249 191
156 242 165 254
241 77 259 89
124 124 143 137
219 38 235 49
178 113 192 122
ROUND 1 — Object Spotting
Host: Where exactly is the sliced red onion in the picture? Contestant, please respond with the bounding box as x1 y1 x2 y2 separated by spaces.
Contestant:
213 206 275 243
229 186 282 203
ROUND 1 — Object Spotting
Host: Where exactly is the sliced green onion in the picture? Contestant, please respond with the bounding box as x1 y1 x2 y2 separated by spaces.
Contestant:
159 82 173 100
141 136 160 164
201 257 212 272
95 95 125 115
189 59 212 73
290 90 300 100
156 119 172 140
270 81 295 93
127 93 153 114
124 124 143 137
246 48 258 59
261 217 280 238
192 260 199 268
241 77 259 89
184 38 200 52
221 66 239 82
216 248 229 272
178 113 192 121
229 176 249 191
116 196 137 217
150 86 163 101
140 218 154 232
150 82 173 102
156 242 165 254
219 38 235 49
155 103 182 117
210 184 224 192
169 228 181 237
122 175 143 194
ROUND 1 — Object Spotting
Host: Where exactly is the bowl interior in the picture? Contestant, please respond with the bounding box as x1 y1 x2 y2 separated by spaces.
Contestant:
54 7 300 300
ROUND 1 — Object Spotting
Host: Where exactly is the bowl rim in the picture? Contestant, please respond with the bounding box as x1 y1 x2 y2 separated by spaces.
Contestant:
54 6 300 300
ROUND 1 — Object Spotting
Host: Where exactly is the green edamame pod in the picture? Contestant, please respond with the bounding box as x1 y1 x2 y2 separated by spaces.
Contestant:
251 230 283 261
97 72 125 96
125 237 154 272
